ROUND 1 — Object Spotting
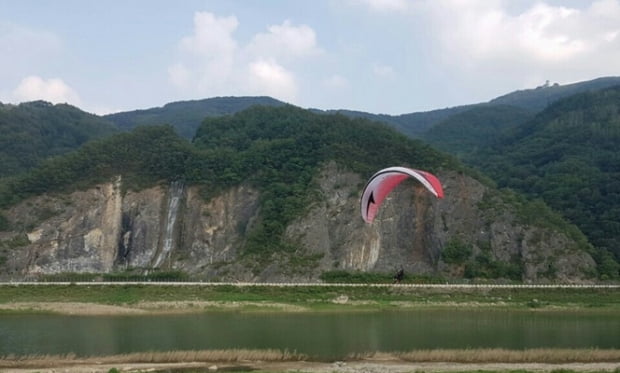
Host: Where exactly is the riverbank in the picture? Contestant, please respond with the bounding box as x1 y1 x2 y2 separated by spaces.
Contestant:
2 349 619 373
1 285 618 372
0 283 620 315
0 283 618 314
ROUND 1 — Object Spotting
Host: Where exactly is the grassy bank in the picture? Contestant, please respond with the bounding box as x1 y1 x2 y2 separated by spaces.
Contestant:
0 284 618 313
1 348 619 372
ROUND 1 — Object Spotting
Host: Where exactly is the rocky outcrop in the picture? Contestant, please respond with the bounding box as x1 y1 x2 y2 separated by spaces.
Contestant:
0 163 596 282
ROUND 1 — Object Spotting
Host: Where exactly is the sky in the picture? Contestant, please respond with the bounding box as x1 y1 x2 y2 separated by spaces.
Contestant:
1 0 619 115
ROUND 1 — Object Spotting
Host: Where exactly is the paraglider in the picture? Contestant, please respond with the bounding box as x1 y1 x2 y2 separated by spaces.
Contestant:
360 166 444 224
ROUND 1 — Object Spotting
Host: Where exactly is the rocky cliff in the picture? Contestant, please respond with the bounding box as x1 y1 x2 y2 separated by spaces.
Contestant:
0 163 595 282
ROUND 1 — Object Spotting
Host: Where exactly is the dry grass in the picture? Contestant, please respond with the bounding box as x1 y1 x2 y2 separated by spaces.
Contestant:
0 348 306 369
353 348 620 363
2 348 620 369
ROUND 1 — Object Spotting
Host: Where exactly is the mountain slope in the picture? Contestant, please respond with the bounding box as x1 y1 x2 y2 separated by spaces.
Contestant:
0 101 119 178
467 86 620 276
104 96 286 138
490 76 620 111
421 105 533 160
99 77 620 143
0 105 601 282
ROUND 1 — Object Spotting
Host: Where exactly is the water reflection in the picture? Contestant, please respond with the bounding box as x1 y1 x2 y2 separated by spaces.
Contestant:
0 310 617 358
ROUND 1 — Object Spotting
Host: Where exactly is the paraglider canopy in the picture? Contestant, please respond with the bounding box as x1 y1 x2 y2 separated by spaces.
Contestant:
360 166 444 224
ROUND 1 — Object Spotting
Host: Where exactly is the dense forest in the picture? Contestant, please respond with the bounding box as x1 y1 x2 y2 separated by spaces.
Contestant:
489 76 620 111
426 86 620 276
421 105 533 160
479 88 620 261
104 96 285 139
0 101 118 178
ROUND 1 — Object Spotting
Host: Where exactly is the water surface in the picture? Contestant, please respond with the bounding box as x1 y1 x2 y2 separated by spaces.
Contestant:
0 310 617 359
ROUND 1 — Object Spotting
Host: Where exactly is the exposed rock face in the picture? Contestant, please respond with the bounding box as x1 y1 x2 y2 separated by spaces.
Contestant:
0 163 596 282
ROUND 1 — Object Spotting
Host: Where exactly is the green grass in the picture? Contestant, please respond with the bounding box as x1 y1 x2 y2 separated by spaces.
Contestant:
0 284 618 312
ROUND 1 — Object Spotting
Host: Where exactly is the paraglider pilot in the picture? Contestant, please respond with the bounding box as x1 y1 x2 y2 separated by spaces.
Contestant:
393 267 404 284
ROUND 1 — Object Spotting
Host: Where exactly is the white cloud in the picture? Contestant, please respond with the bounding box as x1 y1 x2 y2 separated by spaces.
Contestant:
359 0 410 12
179 12 239 57
170 12 239 94
12 75 81 105
246 20 322 60
247 59 297 102
426 0 620 66
416 0 620 93
169 12 320 104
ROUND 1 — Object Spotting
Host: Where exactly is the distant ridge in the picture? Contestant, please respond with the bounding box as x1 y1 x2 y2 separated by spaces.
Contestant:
104 96 286 139
490 76 620 111
101 77 620 140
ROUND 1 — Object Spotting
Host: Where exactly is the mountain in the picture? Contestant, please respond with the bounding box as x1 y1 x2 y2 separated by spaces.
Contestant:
100 77 620 142
104 96 286 139
0 101 119 178
421 104 533 160
458 86 620 278
316 105 479 138
489 76 620 112
0 105 600 282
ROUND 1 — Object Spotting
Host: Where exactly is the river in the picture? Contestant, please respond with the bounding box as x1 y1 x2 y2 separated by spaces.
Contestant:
0 309 618 359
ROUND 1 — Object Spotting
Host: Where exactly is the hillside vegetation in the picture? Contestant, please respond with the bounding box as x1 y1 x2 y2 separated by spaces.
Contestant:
458 86 620 278
490 76 620 111
0 105 460 255
421 105 533 160
104 96 285 138
0 101 118 178
1 78 619 279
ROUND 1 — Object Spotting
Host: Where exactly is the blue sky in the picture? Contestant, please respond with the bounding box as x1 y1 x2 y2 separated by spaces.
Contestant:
1 0 619 115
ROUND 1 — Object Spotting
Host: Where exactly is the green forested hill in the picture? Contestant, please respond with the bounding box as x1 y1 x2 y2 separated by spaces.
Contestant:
320 105 478 138
99 77 620 143
318 78 620 139
0 101 119 178
0 105 461 254
421 105 533 160
192 105 462 254
0 125 190 208
104 96 286 139
1 104 612 278
466 86 620 273
489 76 620 112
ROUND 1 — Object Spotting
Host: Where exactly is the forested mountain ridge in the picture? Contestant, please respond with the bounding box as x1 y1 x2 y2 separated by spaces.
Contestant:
2 77 616 180
104 96 286 139
490 76 620 111
420 105 533 160
0 106 601 282
0 77 619 279
462 85 620 277
0 101 119 178
102 77 620 140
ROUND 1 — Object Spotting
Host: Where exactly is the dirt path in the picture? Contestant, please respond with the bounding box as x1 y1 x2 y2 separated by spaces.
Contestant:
0 301 307 315
2 360 619 373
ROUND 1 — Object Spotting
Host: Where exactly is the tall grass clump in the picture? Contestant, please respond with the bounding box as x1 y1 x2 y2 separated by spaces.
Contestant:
392 348 620 363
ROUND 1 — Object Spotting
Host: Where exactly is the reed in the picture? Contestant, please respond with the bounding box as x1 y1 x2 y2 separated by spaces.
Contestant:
96 348 307 363
356 348 620 363
3 348 620 369
0 348 306 368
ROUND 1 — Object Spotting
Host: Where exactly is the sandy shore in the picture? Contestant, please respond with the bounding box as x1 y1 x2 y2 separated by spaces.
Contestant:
0 300 308 315
2 359 619 373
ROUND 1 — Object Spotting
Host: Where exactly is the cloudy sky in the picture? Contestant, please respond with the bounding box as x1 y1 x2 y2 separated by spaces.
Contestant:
1 0 619 115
